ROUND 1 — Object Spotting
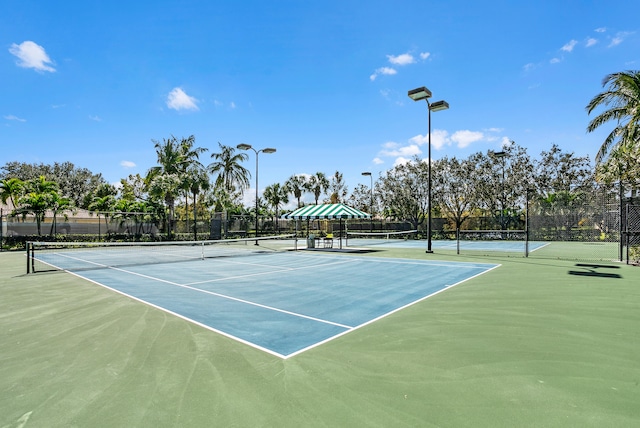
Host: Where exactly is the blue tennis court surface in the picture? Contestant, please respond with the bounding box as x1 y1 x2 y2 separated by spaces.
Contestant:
42 251 498 358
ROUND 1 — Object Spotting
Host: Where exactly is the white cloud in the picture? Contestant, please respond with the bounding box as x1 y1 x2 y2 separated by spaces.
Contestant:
408 130 450 150
380 143 421 158
608 31 633 47
89 115 102 122
4 115 26 122
9 41 56 72
382 141 400 149
595 27 606 33
229 101 236 109
387 53 415 65
499 137 512 148
420 52 431 60
586 38 598 47
120 160 136 168
609 36 623 47
370 67 397 81
523 62 536 72
550 57 562 64
561 40 578 52
166 87 199 111
450 130 484 148
373 157 384 165
393 157 411 167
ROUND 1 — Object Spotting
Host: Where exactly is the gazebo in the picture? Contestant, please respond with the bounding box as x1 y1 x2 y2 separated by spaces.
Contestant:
282 203 370 249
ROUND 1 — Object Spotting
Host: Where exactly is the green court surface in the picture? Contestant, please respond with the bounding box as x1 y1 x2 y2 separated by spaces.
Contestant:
2 242 640 427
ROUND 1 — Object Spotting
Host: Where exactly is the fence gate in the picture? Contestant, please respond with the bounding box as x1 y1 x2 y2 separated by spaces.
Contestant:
624 204 640 264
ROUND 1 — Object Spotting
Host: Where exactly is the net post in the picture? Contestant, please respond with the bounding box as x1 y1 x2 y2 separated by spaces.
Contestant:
456 228 460 255
201 242 205 260
525 188 530 258
26 242 31 274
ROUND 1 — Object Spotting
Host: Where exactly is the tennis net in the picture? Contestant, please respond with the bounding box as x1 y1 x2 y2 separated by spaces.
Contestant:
345 230 418 247
26 234 295 273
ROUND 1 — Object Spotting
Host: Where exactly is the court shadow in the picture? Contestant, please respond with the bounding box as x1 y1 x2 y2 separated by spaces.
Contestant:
568 262 622 279
568 270 621 279
575 263 620 269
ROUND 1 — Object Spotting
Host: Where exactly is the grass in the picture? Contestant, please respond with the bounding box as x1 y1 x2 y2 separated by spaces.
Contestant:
1 243 640 427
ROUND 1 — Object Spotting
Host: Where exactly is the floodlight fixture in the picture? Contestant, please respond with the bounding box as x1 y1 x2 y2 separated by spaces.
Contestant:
408 86 432 101
429 100 449 112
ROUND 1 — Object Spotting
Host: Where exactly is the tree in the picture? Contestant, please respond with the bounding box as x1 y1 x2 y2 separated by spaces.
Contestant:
48 192 73 235
473 143 534 230
586 70 640 163
208 143 250 194
1 161 105 208
432 156 478 230
306 172 329 205
377 158 429 231
347 184 372 213
14 176 59 235
285 174 307 208
595 135 640 196
184 165 211 240
119 174 147 202
327 171 348 204
263 183 289 232
147 174 181 239
147 135 205 239
17 193 52 236
0 177 25 209
88 194 116 236
534 144 593 195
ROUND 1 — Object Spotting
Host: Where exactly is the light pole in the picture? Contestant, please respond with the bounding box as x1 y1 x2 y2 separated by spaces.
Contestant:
408 86 449 253
236 143 276 244
494 150 506 231
361 171 373 232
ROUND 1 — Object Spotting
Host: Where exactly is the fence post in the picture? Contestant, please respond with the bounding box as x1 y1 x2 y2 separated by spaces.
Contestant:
619 181 624 262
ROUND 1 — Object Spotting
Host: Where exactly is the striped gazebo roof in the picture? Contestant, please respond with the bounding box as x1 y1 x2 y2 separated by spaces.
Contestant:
282 203 370 220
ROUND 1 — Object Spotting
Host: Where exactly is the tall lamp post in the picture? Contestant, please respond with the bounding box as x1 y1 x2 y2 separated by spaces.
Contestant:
408 86 449 253
237 143 276 244
494 150 506 231
361 171 373 232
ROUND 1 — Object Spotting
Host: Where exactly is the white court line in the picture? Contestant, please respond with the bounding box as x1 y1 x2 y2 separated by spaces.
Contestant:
101 265 354 330
284 263 502 358
183 258 357 286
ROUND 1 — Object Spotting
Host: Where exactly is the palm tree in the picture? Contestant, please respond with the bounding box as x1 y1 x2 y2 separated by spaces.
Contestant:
26 175 58 195
306 172 329 205
586 70 640 163
0 177 25 210
88 194 116 236
14 176 59 235
263 183 289 232
177 137 208 236
285 174 307 208
208 143 250 194
48 193 73 235
147 135 206 239
17 192 52 236
185 165 211 240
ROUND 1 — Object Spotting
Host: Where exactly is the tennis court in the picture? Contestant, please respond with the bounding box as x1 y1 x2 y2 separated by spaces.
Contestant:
346 233 549 252
30 239 497 358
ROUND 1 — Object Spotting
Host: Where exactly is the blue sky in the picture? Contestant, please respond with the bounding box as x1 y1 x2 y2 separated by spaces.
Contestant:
2 1 639 205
